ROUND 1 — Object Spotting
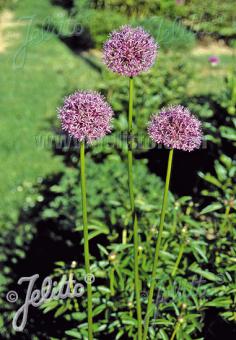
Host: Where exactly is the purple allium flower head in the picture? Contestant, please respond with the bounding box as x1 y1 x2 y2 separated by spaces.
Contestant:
147 105 202 152
58 91 113 144
208 55 220 66
176 0 185 5
103 25 158 77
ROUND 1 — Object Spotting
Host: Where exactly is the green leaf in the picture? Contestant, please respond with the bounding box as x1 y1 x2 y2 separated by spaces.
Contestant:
71 312 86 321
151 319 173 326
160 250 176 260
41 300 59 313
189 263 220 282
199 203 223 215
97 243 109 255
65 329 81 339
205 297 232 308
119 315 137 326
88 230 106 240
214 161 227 181
192 244 208 262
54 304 67 318
76 223 109 234
220 126 236 141
159 329 169 340
93 304 106 316
220 154 232 169
198 172 222 188
76 222 109 240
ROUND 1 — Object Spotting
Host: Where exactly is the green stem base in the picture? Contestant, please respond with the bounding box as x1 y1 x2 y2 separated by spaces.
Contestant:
80 141 93 340
143 149 174 340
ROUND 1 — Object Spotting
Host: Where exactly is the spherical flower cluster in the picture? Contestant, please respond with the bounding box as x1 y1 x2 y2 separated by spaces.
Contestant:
147 105 202 151
176 0 185 5
103 25 158 77
58 91 113 143
208 55 220 66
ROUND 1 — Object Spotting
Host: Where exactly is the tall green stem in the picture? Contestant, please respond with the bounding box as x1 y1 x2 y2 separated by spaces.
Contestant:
128 77 142 339
222 205 231 235
144 149 174 340
170 321 181 340
171 242 185 277
80 141 93 340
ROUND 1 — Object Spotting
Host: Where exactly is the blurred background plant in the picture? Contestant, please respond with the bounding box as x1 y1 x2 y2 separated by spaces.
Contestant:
0 0 235 339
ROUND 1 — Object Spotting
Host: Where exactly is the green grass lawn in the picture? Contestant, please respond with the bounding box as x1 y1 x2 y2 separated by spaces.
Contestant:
187 53 236 96
0 1 100 224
